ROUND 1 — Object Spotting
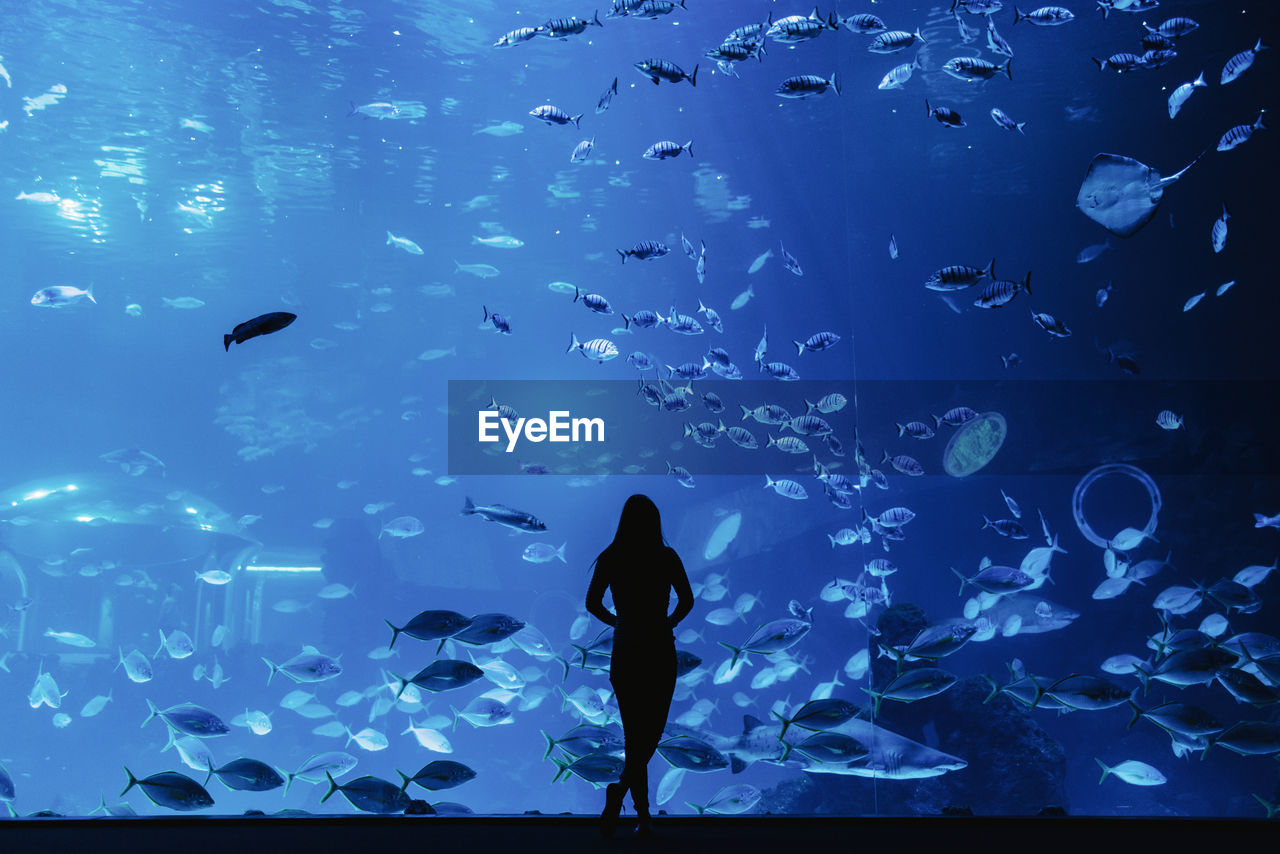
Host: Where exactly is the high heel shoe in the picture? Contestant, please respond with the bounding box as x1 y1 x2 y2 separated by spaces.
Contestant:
600 783 625 838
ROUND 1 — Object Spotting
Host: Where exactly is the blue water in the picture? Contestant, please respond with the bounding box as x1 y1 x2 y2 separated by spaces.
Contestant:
0 0 1277 819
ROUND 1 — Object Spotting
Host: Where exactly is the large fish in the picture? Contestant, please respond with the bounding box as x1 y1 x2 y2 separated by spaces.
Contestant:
224 312 296 350
461 497 547 532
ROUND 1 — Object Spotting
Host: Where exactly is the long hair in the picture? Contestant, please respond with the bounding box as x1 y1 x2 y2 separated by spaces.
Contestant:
591 494 666 570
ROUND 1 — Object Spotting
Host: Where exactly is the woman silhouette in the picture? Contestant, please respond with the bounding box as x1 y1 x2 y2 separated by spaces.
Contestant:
586 494 694 838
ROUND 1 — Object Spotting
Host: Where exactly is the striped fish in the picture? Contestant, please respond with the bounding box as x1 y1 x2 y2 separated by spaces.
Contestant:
542 12 602 37
926 99 965 127
1143 16 1198 39
794 331 841 354
767 10 839 44
882 451 925 477
766 435 809 454
784 415 833 436
760 361 801 381
1012 5 1075 25
573 287 613 314
635 59 697 86
529 105 581 127
570 137 595 163
776 73 840 98
1211 204 1230 253
643 139 693 160
764 475 808 500
666 310 704 335
869 28 926 53
942 56 1011 81
1217 111 1267 152
725 426 758 449
925 258 995 290
973 272 1032 308
1092 52 1144 73
667 462 695 488
842 13 886 33
493 26 544 48
566 333 619 362
1221 38 1268 85
633 0 686 19
617 241 669 262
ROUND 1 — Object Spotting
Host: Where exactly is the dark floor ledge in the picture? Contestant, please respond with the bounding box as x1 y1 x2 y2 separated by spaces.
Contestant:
0 815 1274 854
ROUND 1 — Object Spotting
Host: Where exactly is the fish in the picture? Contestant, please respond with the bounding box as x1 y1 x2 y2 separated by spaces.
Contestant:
1211 203 1230 253
643 140 693 160
1182 292 1205 312
869 29 926 53
454 260 500 278
990 107 1025 133
323 772 410 813
1031 310 1071 337
46 629 95 648
121 768 214 811
635 59 697 86
747 249 773 273
1096 758 1166 786
461 497 546 533
1075 151 1199 237
1217 280 1236 296
262 649 343 685
596 77 618 113
473 121 524 136
779 242 802 276
878 57 921 90
143 700 230 738
1156 410 1183 430
386 231 423 254
471 235 524 248
224 312 296 350
493 26 544 48
529 105 582 127
926 99 965 128
205 759 285 792
889 234 899 258
1221 38 1268 85
1012 5 1075 25
348 101 402 119
1168 72 1207 118
570 137 595 163
618 241 669 262
567 334 620 363
523 542 567 564
483 306 511 334
1076 239 1111 263
31 285 95 307
381 516 424 539
776 73 840 99
942 56 1011 81
1217 111 1267 152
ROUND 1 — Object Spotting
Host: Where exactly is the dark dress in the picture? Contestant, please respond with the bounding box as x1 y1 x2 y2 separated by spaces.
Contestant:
586 544 694 813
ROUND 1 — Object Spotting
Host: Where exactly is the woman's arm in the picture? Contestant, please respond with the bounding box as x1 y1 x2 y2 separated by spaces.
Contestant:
667 550 695 629
585 559 617 627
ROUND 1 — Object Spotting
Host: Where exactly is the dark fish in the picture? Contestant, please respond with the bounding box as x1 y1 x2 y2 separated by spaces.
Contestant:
204 758 285 792
384 609 473 648
122 768 214 811
397 760 477 792
635 58 697 86
392 660 484 696
224 312 296 351
926 99 965 127
596 77 619 113
323 772 413 814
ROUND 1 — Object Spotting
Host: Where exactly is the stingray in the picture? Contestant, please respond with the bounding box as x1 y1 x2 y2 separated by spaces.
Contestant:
1075 151 1201 237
